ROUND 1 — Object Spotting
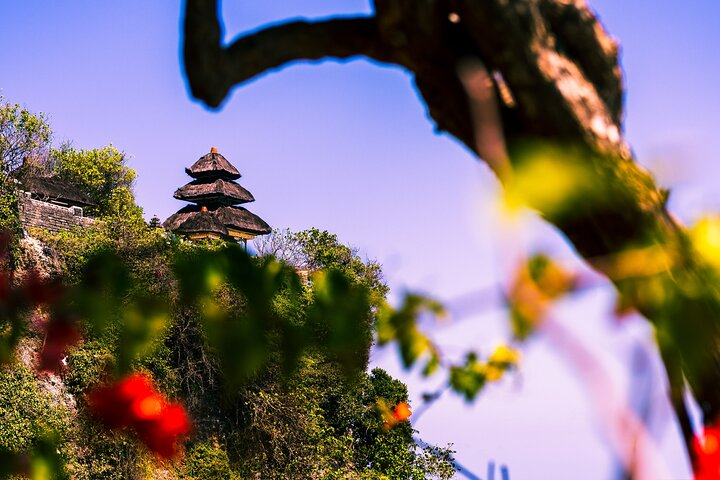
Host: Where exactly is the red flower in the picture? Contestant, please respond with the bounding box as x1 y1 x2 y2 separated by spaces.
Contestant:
137 404 191 458
694 427 720 480
88 374 191 458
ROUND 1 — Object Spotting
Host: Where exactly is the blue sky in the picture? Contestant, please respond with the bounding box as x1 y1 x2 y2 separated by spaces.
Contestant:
2 1 719 478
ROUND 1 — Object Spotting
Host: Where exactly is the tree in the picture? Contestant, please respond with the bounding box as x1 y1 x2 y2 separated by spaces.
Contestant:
181 0 720 467
0 100 52 246
256 228 389 371
0 98 51 176
256 228 388 300
50 144 141 219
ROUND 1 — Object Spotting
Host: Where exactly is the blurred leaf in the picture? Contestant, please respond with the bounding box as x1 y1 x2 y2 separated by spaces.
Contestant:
422 351 441 377
449 346 520 401
376 294 444 370
69 250 130 336
508 254 576 339
504 144 601 215
116 294 170 374
0 435 65 480
174 244 307 387
692 216 720 271
308 269 372 375
449 353 487 401
488 344 521 368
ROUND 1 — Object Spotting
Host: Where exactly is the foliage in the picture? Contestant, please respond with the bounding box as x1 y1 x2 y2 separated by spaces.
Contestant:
0 178 19 265
63 411 143 480
0 98 51 174
49 144 140 219
2 205 456 478
64 340 114 395
182 441 239 480
0 99 50 264
0 363 69 454
256 227 388 300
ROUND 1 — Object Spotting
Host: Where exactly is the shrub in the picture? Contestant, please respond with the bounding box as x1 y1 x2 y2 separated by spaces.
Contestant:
0 363 69 453
182 441 239 480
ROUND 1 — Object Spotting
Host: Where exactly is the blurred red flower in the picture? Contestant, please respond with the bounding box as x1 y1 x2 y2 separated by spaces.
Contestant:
694 427 720 480
88 373 191 458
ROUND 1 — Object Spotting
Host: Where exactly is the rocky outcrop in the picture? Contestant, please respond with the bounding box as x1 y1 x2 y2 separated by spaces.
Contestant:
16 234 63 280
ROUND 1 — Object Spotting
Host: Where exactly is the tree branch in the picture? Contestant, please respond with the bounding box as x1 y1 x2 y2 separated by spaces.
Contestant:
183 0 393 108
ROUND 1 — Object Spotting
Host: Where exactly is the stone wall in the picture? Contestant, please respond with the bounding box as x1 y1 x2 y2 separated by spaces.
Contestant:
19 195 94 233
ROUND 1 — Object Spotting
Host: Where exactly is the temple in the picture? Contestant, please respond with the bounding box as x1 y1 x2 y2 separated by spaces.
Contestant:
163 147 271 243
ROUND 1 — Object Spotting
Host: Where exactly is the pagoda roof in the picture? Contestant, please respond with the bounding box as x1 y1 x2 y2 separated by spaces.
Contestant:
16 175 95 208
173 178 255 205
185 148 241 180
163 204 271 237
171 210 229 237
214 205 271 236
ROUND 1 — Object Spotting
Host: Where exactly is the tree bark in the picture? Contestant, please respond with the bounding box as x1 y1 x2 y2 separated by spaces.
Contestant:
182 0 720 444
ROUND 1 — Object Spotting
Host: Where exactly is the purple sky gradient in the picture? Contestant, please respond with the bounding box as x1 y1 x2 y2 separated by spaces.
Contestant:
2 1 719 478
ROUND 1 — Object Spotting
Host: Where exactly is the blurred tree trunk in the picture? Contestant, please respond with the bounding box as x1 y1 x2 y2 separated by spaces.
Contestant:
181 0 717 457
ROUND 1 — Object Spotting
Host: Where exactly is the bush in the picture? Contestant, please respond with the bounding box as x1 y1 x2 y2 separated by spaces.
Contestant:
182 441 239 480
0 363 69 453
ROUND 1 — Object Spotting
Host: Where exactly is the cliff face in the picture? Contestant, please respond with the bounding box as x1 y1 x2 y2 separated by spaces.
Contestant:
16 234 63 280
14 234 76 414
8 235 178 480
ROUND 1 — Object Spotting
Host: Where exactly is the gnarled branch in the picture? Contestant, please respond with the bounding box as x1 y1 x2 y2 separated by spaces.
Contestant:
184 2 394 108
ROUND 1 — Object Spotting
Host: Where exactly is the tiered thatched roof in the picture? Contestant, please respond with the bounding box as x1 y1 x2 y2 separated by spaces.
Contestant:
171 210 229 239
173 178 254 205
185 150 241 180
164 205 270 237
163 147 271 241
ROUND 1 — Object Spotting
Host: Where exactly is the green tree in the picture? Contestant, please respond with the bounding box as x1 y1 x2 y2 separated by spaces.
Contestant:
50 144 140 219
256 228 388 371
0 100 52 260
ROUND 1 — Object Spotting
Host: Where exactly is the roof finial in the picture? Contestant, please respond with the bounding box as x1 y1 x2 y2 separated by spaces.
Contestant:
210 146 218 153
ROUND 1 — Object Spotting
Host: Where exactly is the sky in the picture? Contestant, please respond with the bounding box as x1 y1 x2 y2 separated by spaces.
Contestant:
2 1 719 478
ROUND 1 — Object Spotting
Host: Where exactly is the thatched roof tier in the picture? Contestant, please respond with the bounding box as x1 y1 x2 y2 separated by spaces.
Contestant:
174 178 255 205
171 210 229 238
214 205 271 236
16 176 94 208
163 204 271 237
185 149 241 180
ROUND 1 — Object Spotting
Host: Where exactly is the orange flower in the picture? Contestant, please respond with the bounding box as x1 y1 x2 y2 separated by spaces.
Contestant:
393 402 412 422
88 374 191 458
